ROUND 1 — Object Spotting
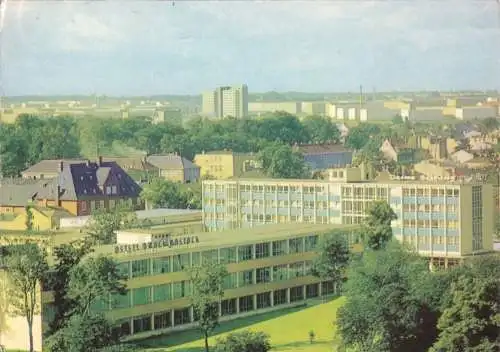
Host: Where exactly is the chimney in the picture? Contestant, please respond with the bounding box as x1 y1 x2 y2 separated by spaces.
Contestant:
59 161 64 172
98 156 103 166
56 185 61 207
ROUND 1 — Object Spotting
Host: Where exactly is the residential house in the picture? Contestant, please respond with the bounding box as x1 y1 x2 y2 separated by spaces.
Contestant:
417 136 449 160
146 154 200 183
194 150 260 179
1 157 143 217
293 144 353 171
0 206 72 231
380 139 416 165
21 159 88 179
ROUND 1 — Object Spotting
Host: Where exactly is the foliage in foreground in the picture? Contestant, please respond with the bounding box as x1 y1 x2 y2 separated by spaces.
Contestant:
214 330 272 352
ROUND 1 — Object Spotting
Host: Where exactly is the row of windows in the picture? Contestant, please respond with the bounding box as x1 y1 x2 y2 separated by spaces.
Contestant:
402 188 460 197
401 220 459 229
112 282 336 337
401 236 459 246
94 261 314 311
118 237 318 280
402 204 458 212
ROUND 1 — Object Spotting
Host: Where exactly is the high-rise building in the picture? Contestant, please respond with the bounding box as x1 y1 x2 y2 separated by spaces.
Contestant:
202 85 248 118
202 169 496 268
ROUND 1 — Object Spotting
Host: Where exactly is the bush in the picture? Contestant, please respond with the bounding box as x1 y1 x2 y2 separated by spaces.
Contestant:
214 330 272 352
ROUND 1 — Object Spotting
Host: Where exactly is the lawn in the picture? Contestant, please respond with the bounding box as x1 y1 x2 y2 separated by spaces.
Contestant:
136 297 345 352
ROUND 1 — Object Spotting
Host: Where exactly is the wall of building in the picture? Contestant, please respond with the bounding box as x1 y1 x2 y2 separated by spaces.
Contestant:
0 208 54 231
160 168 185 183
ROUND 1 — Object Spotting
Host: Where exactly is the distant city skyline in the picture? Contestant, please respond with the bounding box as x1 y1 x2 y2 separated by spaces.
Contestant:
1 1 499 96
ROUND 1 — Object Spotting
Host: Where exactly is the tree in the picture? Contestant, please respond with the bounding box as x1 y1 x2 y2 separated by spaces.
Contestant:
44 313 120 352
214 330 272 352
344 124 380 150
258 142 308 179
140 178 188 209
189 263 228 352
5 244 49 352
67 255 126 317
363 200 397 251
25 205 34 231
302 115 341 144
430 276 500 352
48 238 94 334
310 232 350 294
86 207 138 245
336 242 438 352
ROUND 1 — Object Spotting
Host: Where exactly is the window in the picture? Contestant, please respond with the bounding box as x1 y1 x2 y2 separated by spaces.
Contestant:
273 289 287 306
219 247 237 264
305 235 318 251
172 281 192 299
81 201 88 212
132 287 151 306
239 295 254 313
221 298 237 316
113 320 131 337
111 185 117 194
257 292 272 309
172 254 190 272
256 267 271 284
238 245 254 261
290 286 304 302
111 290 130 309
289 238 304 253
153 284 172 302
106 186 112 195
238 270 254 287
154 311 171 330
202 250 219 264
306 284 319 298
255 242 270 259
131 259 149 278
152 257 171 274
223 273 238 290
273 264 288 281
289 262 304 278
191 252 201 266
174 308 191 326
272 240 287 256
322 281 335 295
116 262 130 279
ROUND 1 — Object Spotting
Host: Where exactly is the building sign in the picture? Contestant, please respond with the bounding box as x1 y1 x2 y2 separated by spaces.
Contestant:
114 235 200 254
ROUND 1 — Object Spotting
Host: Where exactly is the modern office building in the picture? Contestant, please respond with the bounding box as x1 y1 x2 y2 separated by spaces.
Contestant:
201 85 249 119
0 223 360 349
202 170 495 267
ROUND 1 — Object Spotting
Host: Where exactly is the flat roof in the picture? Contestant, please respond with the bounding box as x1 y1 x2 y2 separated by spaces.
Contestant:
119 221 201 234
135 208 201 219
95 223 361 258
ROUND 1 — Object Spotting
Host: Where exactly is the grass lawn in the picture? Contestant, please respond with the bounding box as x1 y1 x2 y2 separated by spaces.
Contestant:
135 297 345 352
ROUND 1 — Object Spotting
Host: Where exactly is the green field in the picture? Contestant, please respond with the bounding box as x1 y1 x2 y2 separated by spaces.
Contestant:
136 297 345 352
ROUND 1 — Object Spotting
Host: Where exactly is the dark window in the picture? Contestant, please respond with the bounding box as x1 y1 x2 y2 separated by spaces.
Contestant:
239 295 254 313
272 240 287 256
154 311 171 330
256 292 272 309
290 286 304 302
112 320 131 338
306 283 319 299
221 298 237 316
238 270 254 287
174 308 191 326
256 267 271 284
255 242 270 259
133 315 152 334
273 289 287 306
238 245 253 261
322 281 335 295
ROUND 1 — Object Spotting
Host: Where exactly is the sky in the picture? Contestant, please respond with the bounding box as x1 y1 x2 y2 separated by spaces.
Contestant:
1 0 499 96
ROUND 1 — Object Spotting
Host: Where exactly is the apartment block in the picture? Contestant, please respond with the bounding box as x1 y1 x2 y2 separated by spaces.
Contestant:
201 85 249 118
202 172 495 266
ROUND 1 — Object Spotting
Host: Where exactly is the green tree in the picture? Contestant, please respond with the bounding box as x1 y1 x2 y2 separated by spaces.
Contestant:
5 244 49 352
189 262 228 352
344 124 380 150
48 238 94 334
86 207 138 245
431 276 500 352
67 255 126 317
140 178 188 209
310 232 350 294
24 205 34 231
302 115 340 143
363 200 397 251
258 142 308 179
214 330 272 352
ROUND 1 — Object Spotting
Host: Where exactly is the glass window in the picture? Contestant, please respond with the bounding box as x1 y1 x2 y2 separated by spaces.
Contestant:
273 289 287 306
172 281 192 299
133 315 152 334
172 253 190 272
154 311 171 330
132 287 151 306
272 240 287 256
191 252 201 266
256 292 272 309
131 259 150 278
202 250 219 264
116 262 130 279
111 290 130 309
290 286 304 302
256 267 271 284
174 308 191 326
153 283 172 302
322 281 335 295
289 262 305 278
239 295 254 313
221 298 237 316
238 245 254 261
305 235 319 251
289 237 304 253
112 319 131 337
306 283 319 298
273 264 288 281
152 257 171 275
238 270 254 287
220 247 237 264
223 273 238 290
255 242 270 259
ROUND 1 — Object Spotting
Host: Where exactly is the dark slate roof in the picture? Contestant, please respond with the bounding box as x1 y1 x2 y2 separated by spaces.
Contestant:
21 159 88 175
147 154 199 170
34 161 142 201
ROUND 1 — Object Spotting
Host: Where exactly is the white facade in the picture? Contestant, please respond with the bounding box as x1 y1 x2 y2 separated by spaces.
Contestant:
202 85 249 118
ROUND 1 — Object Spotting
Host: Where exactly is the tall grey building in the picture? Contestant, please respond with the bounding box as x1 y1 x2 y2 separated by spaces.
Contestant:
202 85 248 118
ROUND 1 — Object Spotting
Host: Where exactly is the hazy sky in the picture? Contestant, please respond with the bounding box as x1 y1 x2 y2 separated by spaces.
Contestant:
1 0 499 96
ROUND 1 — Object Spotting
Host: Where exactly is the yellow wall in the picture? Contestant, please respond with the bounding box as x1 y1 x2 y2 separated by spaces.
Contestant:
0 206 26 215
0 208 56 231
160 168 184 183
194 153 234 179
